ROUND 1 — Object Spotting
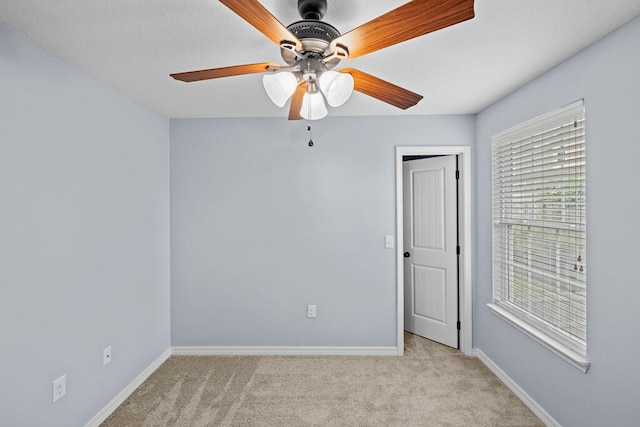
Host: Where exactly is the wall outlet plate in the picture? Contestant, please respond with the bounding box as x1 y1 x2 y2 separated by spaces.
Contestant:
52 374 66 403
307 304 316 318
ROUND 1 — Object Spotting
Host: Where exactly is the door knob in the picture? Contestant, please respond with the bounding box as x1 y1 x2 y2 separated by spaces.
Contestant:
404 252 410 258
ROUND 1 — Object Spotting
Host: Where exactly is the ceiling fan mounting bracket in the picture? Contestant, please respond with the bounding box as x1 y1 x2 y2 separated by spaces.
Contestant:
323 44 349 63
280 41 304 60
265 63 286 73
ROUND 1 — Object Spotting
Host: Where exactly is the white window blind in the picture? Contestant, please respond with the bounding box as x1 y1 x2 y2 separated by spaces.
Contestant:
491 100 587 365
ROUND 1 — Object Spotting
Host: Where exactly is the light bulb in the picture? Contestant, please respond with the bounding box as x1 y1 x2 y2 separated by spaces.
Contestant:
319 71 354 107
263 72 298 107
300 91 328 120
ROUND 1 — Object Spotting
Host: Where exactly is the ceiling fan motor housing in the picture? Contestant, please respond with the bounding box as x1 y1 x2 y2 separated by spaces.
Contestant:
282 20 342 68
288 20 340 43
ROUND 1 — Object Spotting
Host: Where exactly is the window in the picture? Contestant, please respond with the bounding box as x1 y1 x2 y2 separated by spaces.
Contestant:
489 100 589 372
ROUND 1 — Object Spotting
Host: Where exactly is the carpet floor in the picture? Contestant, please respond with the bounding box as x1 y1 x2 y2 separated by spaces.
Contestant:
101 332 544 426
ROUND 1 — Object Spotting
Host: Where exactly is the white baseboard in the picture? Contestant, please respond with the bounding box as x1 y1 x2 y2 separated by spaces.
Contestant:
84 348 172 427
474 348 561 427
171 346 399 356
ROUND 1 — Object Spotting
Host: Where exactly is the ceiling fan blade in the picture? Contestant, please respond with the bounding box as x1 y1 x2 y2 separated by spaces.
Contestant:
170 62 281 82
341 68 423 110
331 0 474 60
288 81 308 121
219 0 302 50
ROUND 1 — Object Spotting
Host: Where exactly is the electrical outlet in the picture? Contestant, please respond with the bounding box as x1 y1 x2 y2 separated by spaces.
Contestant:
307 304 316 318
103 346 112 366
52 374 66 403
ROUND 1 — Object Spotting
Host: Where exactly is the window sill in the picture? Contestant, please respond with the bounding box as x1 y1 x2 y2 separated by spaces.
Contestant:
487 303 590 373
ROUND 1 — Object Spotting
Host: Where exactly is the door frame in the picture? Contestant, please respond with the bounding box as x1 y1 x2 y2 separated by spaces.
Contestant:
395 146 473 356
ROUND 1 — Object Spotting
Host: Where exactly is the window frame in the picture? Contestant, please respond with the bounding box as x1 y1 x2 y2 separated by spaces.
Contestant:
488 100 589 373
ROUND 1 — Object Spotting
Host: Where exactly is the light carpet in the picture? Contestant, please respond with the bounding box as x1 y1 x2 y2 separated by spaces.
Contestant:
101 332 544 426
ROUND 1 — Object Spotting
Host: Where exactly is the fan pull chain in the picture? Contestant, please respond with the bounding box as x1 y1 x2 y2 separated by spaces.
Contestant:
307 123 314 147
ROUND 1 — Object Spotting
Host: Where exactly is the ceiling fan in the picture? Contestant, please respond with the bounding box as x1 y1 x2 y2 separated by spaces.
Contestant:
170 0 475 120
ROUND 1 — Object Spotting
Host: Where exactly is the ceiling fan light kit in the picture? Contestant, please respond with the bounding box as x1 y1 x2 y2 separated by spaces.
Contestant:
301 89 328 120
170 0 475 120
319 71 354 107
262 72 298 107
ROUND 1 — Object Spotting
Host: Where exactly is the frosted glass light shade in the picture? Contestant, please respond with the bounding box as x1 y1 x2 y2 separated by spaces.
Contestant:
263 72 298 107
300 91 328 120
319 71 354 107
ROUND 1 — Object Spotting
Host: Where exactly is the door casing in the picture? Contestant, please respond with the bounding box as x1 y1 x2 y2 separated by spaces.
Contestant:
395 146 472 356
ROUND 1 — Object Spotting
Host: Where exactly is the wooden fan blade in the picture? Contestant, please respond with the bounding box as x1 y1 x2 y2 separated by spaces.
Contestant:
331 0 474 60
219 0 302 50
171 62 280 82
341 68 423 110
288 81 308 121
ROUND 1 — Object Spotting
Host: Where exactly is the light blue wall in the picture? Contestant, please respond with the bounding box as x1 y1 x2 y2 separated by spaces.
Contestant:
4 10 639 427
170 115 475 346
0 25 170 426
475 16 640 427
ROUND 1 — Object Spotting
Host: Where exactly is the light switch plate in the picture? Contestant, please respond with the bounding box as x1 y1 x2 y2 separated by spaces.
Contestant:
385 235 394 248
103 346 112 366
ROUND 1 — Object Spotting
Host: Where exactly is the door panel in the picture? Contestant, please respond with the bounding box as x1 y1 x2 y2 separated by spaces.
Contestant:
413 265 446 323
412 169 446 250
403 156 458 348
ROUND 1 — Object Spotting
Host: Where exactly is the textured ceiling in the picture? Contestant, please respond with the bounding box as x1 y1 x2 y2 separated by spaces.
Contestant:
1 0 639 118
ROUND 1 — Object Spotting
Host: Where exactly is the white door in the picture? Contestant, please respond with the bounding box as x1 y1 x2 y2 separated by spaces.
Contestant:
403 156 458 348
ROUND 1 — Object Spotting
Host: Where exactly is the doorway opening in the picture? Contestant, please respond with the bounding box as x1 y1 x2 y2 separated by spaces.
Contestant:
395 146 472 356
